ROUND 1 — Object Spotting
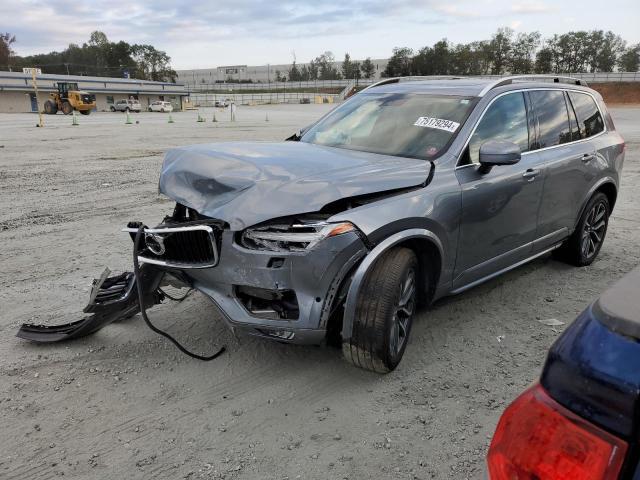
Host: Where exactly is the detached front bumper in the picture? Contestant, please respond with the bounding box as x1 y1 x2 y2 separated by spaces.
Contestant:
130 223 368 344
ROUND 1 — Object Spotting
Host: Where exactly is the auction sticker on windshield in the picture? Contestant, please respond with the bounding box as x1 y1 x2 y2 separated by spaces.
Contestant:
413 117 460 133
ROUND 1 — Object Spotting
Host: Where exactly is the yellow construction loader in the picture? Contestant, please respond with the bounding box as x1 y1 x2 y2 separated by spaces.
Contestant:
43 82 96 115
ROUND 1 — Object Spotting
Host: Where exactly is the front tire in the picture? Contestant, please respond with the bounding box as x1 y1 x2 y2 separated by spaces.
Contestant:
61 101 73 115
556 192 610 266
342 247 419 373
44 100 58 114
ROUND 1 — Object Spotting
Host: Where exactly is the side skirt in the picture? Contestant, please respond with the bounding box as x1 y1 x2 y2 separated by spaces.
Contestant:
449 243 563 295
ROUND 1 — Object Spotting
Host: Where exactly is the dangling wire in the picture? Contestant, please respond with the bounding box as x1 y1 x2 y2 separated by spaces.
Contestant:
133 226 225 361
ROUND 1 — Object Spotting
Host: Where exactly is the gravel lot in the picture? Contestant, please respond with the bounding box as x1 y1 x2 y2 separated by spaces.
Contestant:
1 104 638 479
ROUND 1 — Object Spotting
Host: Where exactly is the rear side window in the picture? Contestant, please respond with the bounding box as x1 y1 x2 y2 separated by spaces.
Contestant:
466 92 529 164
529 90 571 148
565 92 581 141
568 91 605 138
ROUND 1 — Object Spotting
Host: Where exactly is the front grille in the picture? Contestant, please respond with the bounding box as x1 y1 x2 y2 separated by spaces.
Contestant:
124 223 221 268
94 272 134 304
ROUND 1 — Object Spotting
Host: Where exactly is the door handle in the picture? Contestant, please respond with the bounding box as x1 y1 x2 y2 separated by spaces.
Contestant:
522 169 539 180
581 153 595 163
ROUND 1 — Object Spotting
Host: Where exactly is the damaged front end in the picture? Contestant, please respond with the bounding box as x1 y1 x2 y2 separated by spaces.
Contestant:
17 203 221 343
18 140 433 354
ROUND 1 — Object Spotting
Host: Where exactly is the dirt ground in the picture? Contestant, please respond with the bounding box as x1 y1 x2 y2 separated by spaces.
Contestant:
0 104 638 480
590 82 640 105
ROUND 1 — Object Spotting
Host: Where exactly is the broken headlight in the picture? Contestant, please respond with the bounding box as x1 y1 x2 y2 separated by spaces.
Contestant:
240 219 356 252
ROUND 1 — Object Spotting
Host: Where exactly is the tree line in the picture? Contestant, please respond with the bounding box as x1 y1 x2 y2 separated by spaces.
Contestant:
285 52 376 82
382 28 639 78
282 28 639 82
0 31 177 82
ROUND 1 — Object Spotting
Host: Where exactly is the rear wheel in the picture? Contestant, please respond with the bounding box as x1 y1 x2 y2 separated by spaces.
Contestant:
555 192 610 266
61 101 73 115
79 109 90 115
44 100 58 114
342 247 419 373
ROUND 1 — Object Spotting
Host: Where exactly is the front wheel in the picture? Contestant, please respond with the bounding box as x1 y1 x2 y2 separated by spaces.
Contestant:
342 247 419 373
79 110 90 115
44 100 57 114
555 192 610 266
61 101 73 115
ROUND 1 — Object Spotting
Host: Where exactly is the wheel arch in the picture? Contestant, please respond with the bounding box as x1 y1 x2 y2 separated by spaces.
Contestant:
596 181 617 212
340 229 444 342
575 178 618 230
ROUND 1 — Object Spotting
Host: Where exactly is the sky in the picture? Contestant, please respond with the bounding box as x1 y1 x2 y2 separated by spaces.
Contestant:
3 0 640 70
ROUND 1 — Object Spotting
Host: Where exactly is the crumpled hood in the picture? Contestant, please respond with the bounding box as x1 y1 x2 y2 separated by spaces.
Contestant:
159 141 430 230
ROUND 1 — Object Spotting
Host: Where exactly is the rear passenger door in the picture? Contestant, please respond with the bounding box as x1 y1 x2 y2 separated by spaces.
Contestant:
529 89 604 251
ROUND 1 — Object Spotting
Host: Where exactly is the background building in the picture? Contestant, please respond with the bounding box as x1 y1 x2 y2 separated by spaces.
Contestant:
177 59 390 86
0 72 189 113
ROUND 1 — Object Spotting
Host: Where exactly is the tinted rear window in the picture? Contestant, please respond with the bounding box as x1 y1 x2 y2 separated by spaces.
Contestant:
565 92 581 141
529 90 571 149
568 91 605 138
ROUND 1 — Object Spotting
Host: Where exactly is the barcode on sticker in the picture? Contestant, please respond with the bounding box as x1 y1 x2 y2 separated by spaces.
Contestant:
413 117 460 132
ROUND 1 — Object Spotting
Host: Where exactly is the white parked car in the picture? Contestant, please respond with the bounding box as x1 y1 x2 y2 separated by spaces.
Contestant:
110 99 141 112
148 101 174 112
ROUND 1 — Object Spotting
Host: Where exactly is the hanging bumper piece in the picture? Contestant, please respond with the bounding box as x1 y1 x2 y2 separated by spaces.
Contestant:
16 265 164 343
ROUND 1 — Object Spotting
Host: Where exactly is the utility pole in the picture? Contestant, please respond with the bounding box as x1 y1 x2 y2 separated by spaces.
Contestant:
25 67 43 127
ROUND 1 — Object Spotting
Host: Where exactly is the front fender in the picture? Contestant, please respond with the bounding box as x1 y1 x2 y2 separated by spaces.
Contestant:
340 229 444 342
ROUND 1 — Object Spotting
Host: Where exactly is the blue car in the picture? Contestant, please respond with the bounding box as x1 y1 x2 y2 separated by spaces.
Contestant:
487 265 640 479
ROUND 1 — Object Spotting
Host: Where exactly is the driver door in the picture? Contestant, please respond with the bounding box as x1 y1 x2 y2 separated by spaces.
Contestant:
452 91 545 291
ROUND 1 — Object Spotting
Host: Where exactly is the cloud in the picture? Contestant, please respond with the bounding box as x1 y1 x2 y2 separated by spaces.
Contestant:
510 2 554 14
3 0 636 69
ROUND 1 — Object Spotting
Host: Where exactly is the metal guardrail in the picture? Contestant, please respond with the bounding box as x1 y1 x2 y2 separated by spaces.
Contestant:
189 92 339 106
184 73 640 93
186 79 376 92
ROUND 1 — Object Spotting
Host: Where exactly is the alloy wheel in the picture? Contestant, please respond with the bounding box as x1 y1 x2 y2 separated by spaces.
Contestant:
390 268 416 356
581 201 607 259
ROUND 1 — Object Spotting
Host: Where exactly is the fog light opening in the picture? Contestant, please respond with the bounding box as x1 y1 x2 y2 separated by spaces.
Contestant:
236 285 299 320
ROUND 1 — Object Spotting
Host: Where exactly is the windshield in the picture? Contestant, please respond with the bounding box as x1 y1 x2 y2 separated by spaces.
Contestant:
301 93 476 160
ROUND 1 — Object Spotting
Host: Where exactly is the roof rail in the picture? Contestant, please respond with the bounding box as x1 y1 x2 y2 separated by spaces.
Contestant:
361 76 465 92
478 75 588 96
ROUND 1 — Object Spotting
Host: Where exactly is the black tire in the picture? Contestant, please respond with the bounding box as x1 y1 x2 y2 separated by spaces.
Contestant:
555 192 610 266
61 101 73 115
110 106 116 112
342 247 420 373
79 109 90 116
44 100 57 115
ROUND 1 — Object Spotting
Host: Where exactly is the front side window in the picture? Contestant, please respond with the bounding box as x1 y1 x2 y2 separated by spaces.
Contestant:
466 92 529 165
301 93 476 160
529 90 571 148
568 91 604 138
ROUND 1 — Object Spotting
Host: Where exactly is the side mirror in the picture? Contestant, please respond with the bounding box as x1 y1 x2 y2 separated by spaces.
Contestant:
478 140 521 174
285 126 309 142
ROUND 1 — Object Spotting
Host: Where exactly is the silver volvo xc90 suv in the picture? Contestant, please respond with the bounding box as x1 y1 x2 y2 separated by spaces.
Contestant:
20 75 625 373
